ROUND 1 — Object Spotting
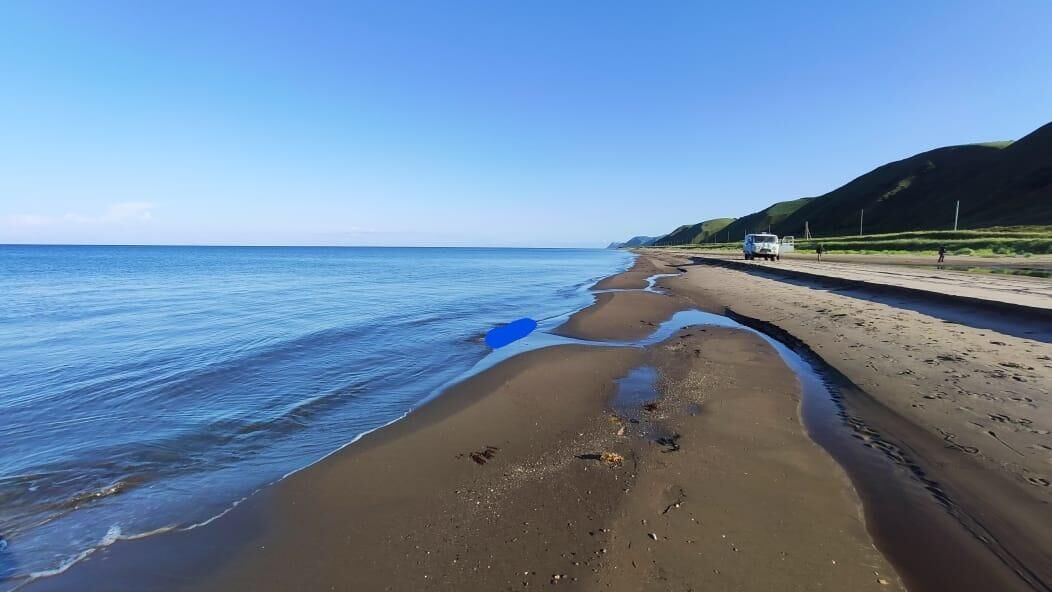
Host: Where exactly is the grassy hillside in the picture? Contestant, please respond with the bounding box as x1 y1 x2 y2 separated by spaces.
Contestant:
718 198 813 242
641 120 1052 249
622 235 659 247
607 235 661 248
652 218 734 245
774 121 1052 236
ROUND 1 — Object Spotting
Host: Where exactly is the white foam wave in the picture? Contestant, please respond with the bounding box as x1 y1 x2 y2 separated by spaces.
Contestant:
14 413 413 590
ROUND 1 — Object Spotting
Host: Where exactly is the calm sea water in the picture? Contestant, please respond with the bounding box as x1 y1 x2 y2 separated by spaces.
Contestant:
0 245 632 584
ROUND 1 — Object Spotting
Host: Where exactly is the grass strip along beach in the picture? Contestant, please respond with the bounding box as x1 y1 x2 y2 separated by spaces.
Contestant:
26 253 1051 592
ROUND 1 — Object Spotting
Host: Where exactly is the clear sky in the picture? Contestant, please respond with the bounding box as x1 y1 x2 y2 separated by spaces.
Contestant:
2 1 1050 247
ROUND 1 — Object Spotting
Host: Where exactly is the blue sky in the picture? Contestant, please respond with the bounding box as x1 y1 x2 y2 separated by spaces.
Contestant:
1 1 1050 247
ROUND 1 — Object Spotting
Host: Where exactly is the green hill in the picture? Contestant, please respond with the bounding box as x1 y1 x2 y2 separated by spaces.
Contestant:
645 120 1052 244
652 218 735 245
719 198 813 242
606 235 660 249
774 121 1052 236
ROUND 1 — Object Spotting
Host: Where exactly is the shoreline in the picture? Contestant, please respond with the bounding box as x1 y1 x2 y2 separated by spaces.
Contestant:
19 252 1050 591
646 249 1052 591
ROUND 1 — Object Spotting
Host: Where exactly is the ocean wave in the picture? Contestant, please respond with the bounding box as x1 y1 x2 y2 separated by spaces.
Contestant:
0 526 122 591
0 473 144 540
104 324 375 407
1 246 634 585
0 382 367 541
8 410 412 590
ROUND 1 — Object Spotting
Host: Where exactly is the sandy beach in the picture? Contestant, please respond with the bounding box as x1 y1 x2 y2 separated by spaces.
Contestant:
26 252 1052 592
645 248 1052 590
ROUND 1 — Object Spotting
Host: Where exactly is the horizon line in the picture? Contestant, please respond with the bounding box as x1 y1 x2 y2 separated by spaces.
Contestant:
0 242 613 250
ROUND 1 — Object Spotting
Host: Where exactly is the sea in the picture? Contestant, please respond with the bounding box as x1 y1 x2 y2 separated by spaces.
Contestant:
0 245 633 585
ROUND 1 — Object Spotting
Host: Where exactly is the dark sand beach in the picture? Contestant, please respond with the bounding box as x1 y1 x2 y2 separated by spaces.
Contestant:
646 249 1052 591
26 253 1052 591
552 290 686 341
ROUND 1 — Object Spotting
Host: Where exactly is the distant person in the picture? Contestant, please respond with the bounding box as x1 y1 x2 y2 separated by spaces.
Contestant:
937 245 947 264
816 243 825 262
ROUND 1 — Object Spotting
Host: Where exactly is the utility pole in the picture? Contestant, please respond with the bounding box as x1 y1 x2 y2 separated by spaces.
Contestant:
954 200 960 231
859 209 864 236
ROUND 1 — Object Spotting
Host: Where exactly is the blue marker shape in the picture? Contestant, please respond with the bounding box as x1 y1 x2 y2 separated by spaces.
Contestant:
485 318 538 349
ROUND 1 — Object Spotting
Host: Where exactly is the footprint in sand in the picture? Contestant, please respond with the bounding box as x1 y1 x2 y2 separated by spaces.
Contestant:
937 429 979 455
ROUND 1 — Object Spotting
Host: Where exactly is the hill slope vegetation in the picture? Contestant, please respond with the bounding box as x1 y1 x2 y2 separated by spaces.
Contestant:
606 235 660 249
652 218 735 245
778 121 1052 236
720 198 813 241
643 120 1052 245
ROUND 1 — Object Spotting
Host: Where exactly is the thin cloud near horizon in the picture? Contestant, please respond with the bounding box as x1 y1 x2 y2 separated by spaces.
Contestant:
3 202 156 228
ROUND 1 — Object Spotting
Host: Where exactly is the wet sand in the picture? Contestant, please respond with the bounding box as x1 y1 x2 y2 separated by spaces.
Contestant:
188 329 900 592
590 254 669 290
553 290 686 341
552 256 691 341
644 248 1052 590
24 253 908 592
24 251 1051 591
591 327 898 591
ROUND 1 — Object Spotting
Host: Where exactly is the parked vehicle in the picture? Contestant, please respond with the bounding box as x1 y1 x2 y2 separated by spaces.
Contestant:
743 233 780 261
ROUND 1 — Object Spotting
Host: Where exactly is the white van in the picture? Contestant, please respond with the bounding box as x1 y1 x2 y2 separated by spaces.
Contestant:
743 233 780 261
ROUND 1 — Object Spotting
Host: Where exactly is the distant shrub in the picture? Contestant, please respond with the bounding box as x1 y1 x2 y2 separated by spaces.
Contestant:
952 248 973 256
